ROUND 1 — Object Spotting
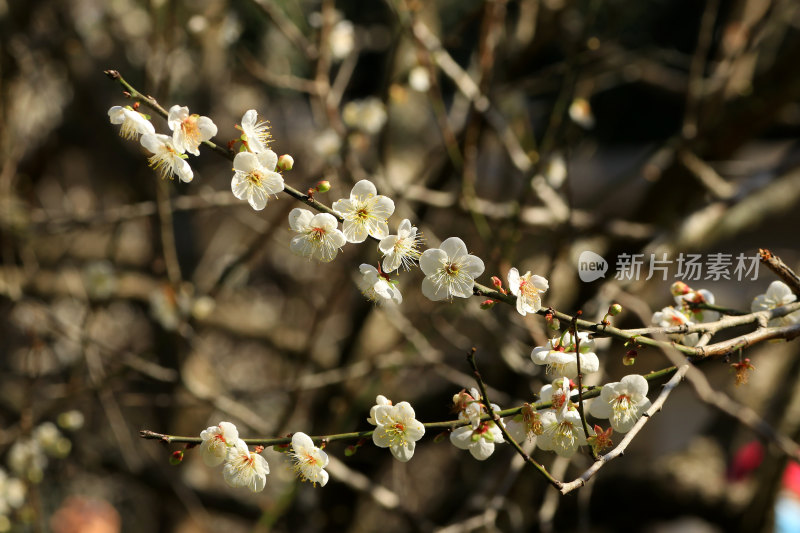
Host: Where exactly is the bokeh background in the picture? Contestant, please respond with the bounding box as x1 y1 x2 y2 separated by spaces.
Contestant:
2 0 800 531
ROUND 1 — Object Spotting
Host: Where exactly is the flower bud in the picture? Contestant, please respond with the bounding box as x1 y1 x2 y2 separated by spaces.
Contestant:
315 180 331 193
169 450 184 465
278 154 294 171
491 276 503 289
608 303 623 316
480 299 496 310
623 349 637 366
670 281 691 296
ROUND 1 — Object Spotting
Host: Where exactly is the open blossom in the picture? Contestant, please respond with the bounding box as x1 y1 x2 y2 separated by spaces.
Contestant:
536 410 591 458
223 439 269 492
290 432 329 487
530 332 599 379
199 421 239 467
357 264 402 305
539 377 575 417
379 219 422 273
589 374 651 433
751 281 800 327
420 237 484 301
167 104 218 156
508 268 548 316
371 401 425 462
288 208 346 262
240 109 271 154
231 150 284 211
673 286 720 323
450 421 504 460
332 180 395 243
108 106 154 140
140 133 194 182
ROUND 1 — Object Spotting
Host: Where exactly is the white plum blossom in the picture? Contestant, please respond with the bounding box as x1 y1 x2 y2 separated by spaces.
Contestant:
167 104 218 156
367 395 393 425
450 421 504 461
420 237 484 301
530 332 599 379
652 306 698 346
379 219 422 273
231 150 284 211
357 264 402 305
371 401 425 462
751 281 800 327
539 377 575 417
674 287 720 323
329 19 355 60
508 268 548 316
537 410 591 457
343 98 388 134
199 421 239 467
108 106 155 140
332 180 395 243
140 133 193 183
589 374 652 433
223 439 269 492
290 432 329 487
240 109 271 154
288 208 346 263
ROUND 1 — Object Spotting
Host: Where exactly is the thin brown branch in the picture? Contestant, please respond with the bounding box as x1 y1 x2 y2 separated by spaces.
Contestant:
760 248 800 295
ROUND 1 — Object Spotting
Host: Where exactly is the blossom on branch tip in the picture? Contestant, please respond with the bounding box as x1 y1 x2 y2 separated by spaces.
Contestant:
332 180 394 243
167 105 218 156
231 150 284 211
371 401 425 462
288 208 346 263
222 439 269 492
108 106 154 140
240 109 271 154
290 432 329 487
379 219 422 273
530 332 598 379
420 237 484 301
450 421 504 460
357 264 402 305
140 133 193 182
589 374 651 433
507 268 548 316
200 421 239 467
751 281 800 327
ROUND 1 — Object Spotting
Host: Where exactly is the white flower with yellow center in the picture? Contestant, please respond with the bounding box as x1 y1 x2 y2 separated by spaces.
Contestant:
371 401 425 462
332 180 395 243
108 106 154 140
419 237 484 301
231 150 284 211
367 395 393 425
589 374 651 433
288 208 346 263
379 219 423 273
222 439 269 492
140 133 193 182
536 410 591 458
450 421 504 461
530 332 598 379
167 104 218 156
751 280 800 327
199 421 239 467
357 264 402 305
508 268 548 316
240 109 271 154
290 432 329 487
652 306 698 345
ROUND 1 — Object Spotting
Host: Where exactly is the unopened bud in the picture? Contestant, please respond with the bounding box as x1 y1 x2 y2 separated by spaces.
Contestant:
670 281 690 296
345 445 357 457
315 180 331 193
491 276 503 289
608 303 622 316
623 349 637 366
433 431 449 443
169 450 184 465
278 154 294 171
480 299 496 310
545 312 560 331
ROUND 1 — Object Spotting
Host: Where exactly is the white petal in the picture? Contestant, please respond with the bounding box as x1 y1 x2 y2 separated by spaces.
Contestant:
233 152 259 173
289 208 313 231
249 186 268 211
461 255 485 278
351 179 377 199
439 237 468 260
257 150 279 171
419 248 447 276
421 277 446 301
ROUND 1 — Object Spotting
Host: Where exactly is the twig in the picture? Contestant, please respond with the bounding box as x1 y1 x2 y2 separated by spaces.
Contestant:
465 348 563 489
760 248 800 295
571 313 597 460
